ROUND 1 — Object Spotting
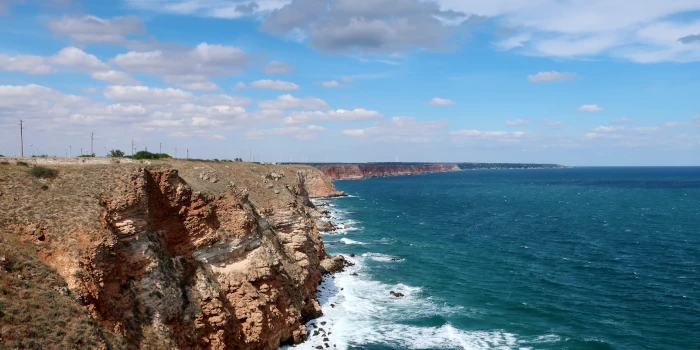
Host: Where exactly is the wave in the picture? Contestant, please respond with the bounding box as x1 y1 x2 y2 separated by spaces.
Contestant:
339 238 366 245
281 254 535 350
362 252 404 262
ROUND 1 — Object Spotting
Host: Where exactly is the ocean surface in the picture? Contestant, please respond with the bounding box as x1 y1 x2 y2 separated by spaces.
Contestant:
283 167 700 350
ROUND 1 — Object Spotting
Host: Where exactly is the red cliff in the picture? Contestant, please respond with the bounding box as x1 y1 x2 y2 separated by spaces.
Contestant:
312 163 461 180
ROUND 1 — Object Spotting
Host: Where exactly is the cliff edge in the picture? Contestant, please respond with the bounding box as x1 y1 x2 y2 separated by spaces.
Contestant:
313 163 460 180
0 160 345 349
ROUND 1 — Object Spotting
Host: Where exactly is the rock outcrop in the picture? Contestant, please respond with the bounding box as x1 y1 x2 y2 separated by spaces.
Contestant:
313 163 461 180
0 160 344 349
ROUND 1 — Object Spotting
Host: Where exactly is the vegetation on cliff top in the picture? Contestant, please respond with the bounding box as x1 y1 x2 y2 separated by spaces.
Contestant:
0 234 127 349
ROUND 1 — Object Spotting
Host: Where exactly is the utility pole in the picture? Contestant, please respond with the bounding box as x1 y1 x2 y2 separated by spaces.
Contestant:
69 146 71 158
104 147 107 157
131 140 134 156
175 147 178 159
186 148 189 159
159 143 162 154
90 132 94 156
19 120 24 157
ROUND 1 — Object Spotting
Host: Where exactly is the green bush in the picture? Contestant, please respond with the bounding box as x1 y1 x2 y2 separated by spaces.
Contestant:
16 161 28 167
29 166 58 179
78 154 95 158
108 149 125 157
129 151 171 160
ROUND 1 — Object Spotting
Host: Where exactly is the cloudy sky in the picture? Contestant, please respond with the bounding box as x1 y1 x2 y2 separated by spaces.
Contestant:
1 0 699 165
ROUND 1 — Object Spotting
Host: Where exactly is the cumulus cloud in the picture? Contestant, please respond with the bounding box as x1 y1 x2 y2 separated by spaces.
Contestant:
428 97 454 106
0 54 54 74
283 108 382 124
258 94 329 110
113 42 248 89
0 47 138 84
264 60 294 74
578 104 604 112
250 79 300 90
341 76 353 82
260 0 469 53
506 119 529 126
48 15 146 44
232 82 247 90
103 86 195 104
342 116 448 143
527 71 577 83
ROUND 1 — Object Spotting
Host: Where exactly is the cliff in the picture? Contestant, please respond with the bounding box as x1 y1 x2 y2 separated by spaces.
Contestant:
312 163 461 180
0 160 345 349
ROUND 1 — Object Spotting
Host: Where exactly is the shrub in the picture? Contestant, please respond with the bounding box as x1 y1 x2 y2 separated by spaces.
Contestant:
78 154 95 158
0 161 9 165
108 149 125 157
29 166 58 179
16 161 28 167
130 151 171 160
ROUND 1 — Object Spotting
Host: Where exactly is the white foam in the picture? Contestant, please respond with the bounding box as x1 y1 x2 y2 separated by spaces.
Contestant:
340 238 366 245
282 255 529 350
362 252 404 262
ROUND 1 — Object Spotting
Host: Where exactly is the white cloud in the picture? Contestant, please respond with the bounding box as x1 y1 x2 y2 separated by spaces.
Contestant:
342 116 448 143
317 80 341 88
284 108 383 124
428 97 454 106
250 79 300 90
264 61 294 74
91 70 141 85
527 71 577 83
578 104 604 112
232 82 247 90
174 81 220 91
450 129 529 143
441 0 700 62
103 86 195 104
505 119 530 126
0 54 54 74
341 76 353 83
258 94 329 110
245 125 326 140
542 119 564 127
113 42 248 88
611 118 636 125
47 15 146 44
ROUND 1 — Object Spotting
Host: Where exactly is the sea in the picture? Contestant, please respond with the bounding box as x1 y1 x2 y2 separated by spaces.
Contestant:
282 167 700 350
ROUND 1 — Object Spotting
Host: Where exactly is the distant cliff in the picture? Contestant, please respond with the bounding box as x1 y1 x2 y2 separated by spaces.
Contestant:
312 163 461 180
309 162 568 180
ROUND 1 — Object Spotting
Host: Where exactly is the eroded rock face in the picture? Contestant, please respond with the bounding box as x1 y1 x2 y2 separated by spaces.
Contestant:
313 163 461 180
42 167 332 349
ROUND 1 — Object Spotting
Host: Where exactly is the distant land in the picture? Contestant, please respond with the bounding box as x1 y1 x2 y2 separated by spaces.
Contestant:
288 162 569 180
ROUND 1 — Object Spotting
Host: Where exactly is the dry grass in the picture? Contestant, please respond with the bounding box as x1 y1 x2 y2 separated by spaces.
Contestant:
0 233 127 349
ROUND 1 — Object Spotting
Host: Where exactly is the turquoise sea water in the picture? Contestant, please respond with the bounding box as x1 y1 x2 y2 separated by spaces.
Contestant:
286 167 700 350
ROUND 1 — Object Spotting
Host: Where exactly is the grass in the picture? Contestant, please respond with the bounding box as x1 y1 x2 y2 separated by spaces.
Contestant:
0 233 127 349
29 166 58 179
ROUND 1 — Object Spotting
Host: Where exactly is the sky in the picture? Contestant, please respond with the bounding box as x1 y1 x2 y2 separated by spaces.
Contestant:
0 0 699 166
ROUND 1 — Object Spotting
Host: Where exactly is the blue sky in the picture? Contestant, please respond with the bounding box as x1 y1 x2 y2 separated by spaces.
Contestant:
1 0 699 165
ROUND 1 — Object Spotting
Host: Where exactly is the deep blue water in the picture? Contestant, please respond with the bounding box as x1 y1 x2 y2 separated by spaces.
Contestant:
288 167 700 350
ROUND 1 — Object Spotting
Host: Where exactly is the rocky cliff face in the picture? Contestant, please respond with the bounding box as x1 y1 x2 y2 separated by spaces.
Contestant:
313 163 461 180
0 161 344 349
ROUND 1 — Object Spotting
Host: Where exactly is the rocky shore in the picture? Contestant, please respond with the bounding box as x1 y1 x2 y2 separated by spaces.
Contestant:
0 159 350 349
